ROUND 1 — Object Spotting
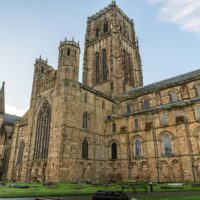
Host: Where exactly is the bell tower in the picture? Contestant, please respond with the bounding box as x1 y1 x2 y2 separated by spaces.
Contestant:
82 1 143 97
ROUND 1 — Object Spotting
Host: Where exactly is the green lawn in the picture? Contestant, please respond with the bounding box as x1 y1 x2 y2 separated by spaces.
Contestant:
137 196 200 200
0 182 200 198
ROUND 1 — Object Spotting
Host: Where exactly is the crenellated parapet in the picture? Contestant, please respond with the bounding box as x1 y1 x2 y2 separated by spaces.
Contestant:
87 1 133 25
59 38 80 50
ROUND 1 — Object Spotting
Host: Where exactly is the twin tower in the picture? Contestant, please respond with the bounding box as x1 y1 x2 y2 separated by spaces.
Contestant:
37 1 143 97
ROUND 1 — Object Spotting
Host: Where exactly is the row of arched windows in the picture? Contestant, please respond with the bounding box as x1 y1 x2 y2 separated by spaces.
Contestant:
95 49 107 84
109 134 173 161
133 134 172 158
125 86 200 114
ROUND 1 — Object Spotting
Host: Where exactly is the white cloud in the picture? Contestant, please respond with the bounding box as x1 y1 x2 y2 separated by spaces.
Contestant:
147 0 200 36
5 105 27 117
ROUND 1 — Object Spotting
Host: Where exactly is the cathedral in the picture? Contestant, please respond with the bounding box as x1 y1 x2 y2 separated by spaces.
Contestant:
5 1 200 183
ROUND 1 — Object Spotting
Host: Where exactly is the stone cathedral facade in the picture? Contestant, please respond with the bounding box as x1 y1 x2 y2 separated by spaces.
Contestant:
6 2 200 183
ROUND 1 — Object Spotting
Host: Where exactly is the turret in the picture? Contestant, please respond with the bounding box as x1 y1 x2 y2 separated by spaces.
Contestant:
0 82 5 114
58 38 80 81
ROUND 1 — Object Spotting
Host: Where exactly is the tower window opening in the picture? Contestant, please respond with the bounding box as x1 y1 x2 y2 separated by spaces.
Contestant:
95 53 100 84
67 48 70 56
111 143 117 159
96 28 100 37
103 22 109 33
102 49 107 81
82 139 88 159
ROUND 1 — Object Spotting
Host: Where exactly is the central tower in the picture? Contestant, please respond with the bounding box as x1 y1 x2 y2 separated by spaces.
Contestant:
83 1 143 97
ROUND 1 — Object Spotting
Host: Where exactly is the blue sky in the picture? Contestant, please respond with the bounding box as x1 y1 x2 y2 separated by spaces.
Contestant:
0 0 200 116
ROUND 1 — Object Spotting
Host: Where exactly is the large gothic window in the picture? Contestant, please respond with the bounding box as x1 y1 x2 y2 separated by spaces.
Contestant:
82 139 88 159
95 53 100 84
135 140 142 158
111 143 117 159
122 50 133 86
127 54 133 85
163 134 172 156
16 140 25 165
102 49 107 81
83 112 89 129
33 100 51 160
123 50 128 84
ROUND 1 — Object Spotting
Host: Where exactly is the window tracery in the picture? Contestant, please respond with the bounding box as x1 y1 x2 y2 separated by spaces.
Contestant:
33 100 51 160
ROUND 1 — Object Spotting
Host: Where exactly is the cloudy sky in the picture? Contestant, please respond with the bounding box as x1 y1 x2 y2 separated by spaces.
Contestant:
0 0 200 116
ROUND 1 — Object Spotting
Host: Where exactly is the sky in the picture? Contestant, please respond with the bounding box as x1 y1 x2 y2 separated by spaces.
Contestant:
0 0 200 116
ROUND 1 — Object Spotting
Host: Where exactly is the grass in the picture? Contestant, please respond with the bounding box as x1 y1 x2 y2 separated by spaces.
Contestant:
0 182 121 198
0 182 200 198
136 196 200 200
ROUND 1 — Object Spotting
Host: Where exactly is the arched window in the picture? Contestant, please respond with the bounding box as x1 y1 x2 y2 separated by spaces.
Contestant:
112 123 116 133
95 53 99 84
96 28 100 37
67 48 70 56
33 100 51 160
163 134 172 156
195 106 200 120
143 99 150 109
102 100 105 109
103 22 109 33
111 143 117 159
196 85 200 97
127 104 132 114
84 93 88 103
102 49 107 81
134 118 139 129
161 112 167 126
82 139 88 159
135 140 142 158
16 140 25 165
123 50 128 83
127 54 133 85
170 92 178 103
83 112 89 129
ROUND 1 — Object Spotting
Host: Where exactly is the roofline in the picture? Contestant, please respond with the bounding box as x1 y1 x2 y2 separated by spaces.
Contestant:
79 83 116 103
120 68 200 101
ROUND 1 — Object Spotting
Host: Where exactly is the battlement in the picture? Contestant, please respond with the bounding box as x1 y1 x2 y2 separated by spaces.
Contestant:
59 38 80 49
87 1 133 24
